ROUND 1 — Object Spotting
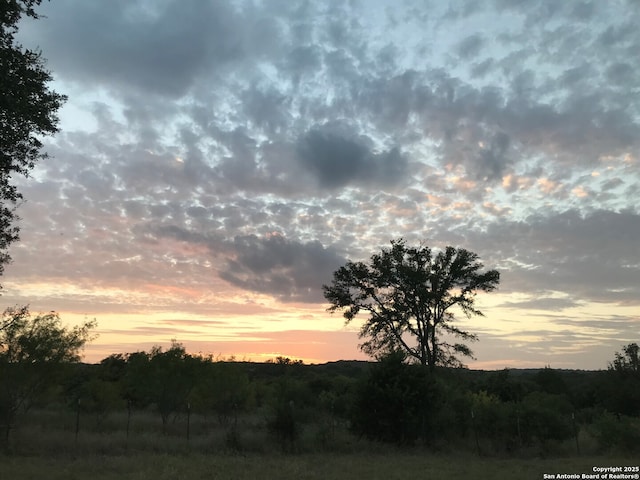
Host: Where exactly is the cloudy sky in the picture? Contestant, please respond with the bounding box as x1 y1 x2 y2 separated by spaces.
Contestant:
5 0 639 369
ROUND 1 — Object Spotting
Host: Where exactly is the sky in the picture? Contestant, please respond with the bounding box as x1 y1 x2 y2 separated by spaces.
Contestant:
4 0 639 369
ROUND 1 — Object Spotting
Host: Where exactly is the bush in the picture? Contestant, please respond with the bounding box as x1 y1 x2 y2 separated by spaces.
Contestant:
518 392 574 447
597 372 640 417
350 351 438 445
591 412 640 454
468 391 520 453
267 399 299 453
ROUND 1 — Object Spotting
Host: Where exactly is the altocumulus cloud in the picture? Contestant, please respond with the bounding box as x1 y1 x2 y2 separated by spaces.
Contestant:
4 0 639 368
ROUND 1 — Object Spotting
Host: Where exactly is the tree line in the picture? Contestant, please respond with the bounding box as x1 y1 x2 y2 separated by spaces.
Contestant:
1 305 639 455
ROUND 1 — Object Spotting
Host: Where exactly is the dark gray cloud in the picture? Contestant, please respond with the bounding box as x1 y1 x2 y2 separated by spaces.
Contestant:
464 209 640 305
599 22 637 47
22 0 245 97
242 87 292 135
355 70 430 133
456 34 485 60
284 45 323 84
501 297 583 312
220 235 346 303
555 315 639 335
472 131 511 181
296 124 408 189
132 222 349 304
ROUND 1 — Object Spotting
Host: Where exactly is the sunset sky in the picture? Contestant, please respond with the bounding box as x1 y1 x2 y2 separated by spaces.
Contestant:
4 0 639 369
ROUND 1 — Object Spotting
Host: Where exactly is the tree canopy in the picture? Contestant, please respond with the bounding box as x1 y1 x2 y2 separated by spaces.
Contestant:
1 0 66 278
609 342 639 374
323 239 499 370
0 305 95 447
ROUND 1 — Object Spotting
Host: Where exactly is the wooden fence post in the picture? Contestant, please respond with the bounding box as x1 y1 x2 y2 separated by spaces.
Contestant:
186 403 191 442
572 412 580 455
471 410 480 456
75 398 81 446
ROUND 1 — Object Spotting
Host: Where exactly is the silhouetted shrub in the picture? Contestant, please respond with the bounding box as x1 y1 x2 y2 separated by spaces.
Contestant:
591 412 640 454
520 392 574 443
267 399 299 453
350 351 439 445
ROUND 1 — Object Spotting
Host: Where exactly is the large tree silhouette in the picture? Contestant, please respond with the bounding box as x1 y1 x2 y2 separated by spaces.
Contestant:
324 239 499 370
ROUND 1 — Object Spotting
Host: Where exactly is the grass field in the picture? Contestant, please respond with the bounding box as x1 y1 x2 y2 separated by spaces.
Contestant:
3 407 637 479
3 452 637 480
